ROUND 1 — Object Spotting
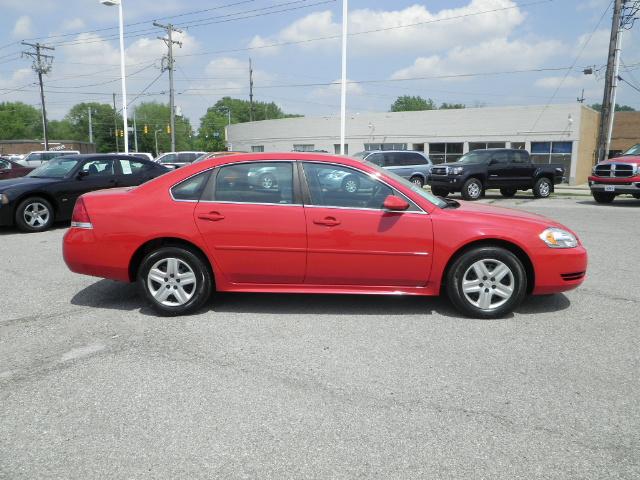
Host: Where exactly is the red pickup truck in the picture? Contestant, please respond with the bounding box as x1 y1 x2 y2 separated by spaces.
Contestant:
588 144 640 203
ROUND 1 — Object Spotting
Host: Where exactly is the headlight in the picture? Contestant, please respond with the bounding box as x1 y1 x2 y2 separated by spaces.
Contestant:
539 228 578 248
0 193 8 205
450 166 464 175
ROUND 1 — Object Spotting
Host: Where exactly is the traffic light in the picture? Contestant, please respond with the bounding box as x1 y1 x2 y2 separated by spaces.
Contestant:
144 124 148 134
119 129 124 138
166 124 171 134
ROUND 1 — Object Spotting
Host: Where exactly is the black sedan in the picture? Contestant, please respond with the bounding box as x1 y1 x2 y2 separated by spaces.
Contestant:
0 154 169 232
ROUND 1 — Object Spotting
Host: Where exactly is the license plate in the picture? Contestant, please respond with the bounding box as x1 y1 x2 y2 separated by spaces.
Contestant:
604 185 615 192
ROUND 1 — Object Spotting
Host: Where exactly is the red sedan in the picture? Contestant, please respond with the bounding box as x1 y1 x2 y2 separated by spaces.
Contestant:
63 153 587 318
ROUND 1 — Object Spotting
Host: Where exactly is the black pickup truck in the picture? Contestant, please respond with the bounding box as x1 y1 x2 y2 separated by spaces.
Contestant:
427 148 565 200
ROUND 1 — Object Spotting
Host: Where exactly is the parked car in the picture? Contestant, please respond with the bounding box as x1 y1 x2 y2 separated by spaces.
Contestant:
108 152 154 162
155 151 207 169
352 150 432 187
588 144 640 203
19 150 80 167
0 157 34 179
0 154 169 232
427 148 564 200
63 152 587 319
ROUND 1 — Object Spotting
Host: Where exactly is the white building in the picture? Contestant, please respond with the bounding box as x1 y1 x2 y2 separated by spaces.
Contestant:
227 104 600 185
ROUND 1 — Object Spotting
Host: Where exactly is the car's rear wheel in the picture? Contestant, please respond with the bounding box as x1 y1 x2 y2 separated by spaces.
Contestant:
592 191 615 203
431 187 449 197
632 193 640 200
15 197 54 232
138 246 213 316
500 188 517 198
461 178 483 200
446 246 527 319
259 173 277 189
533 177 552 198
341 175 360 193
409 175 424 187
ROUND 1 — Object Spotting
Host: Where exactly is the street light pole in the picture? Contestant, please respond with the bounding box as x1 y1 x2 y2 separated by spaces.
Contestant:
101 0 129 153
339 0 348 155
154 129 161 157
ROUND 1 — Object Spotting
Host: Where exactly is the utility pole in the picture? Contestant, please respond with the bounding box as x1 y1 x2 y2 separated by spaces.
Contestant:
154 22 182 152
596 0 626 163
21 42 54 151
577 89 585 103
133 109 138 152
88 107 93 144
249 58 254 122
113 92 120 153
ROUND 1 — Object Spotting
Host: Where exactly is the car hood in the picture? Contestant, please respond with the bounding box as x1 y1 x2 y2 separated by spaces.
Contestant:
453 201 565 228
0 176 58 191
603 155 640 165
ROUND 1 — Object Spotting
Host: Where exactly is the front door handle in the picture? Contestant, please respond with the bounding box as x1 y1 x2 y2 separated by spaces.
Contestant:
313 216 340 227
198 211 225 222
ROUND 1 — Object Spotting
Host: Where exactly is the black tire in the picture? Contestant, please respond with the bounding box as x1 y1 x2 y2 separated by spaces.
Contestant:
533 177 552 198
592 191 615 204
341 175 360 193
446 246 527 319
138 246 213 316
632 193 640 200
15 196 55 232
409 175 424 187
259 173 277 190
461 178 483 201
500 188 517 198
431 187 449 197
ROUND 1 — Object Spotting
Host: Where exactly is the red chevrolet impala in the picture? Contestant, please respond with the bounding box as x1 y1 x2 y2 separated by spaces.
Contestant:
63 153 587 318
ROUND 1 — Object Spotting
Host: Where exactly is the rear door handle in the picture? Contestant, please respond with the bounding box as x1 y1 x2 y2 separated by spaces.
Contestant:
313 216 340 227
198 211 225 222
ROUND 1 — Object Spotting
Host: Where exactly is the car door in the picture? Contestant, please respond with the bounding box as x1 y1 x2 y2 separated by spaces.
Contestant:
301 161 433 286
193 161 307 284
55 157 118 219
486 151 512 188
509 150 534 184
115 158 160 187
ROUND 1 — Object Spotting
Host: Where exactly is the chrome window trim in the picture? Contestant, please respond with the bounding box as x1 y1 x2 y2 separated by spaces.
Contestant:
198 200 303 207
303 204 428 215
301 160 428 214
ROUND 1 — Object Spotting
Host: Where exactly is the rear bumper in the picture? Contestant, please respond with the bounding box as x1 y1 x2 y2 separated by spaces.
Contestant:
63 228 131 282
532 246 588 295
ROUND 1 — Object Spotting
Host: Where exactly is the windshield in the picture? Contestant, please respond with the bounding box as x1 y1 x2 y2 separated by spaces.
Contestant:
362 160 447 208
27 157 80 178
456 151 491 164
622 144 640 156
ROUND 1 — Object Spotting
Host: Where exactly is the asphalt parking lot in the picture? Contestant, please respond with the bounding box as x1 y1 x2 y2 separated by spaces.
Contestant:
1 195 638 479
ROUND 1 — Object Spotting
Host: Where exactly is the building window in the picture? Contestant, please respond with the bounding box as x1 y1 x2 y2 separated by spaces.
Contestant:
334 144 349 155
251 145 264 152
469 142 506 151
428 142 464 164
511 142 526 150
531 141 572 183
364 143 407 151
293 144 315 152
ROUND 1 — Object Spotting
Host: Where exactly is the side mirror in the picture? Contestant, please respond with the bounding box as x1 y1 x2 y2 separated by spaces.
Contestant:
383 195 410 211
76 170 89 180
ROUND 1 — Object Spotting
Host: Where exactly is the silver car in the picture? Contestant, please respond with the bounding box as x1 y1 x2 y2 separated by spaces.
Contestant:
353 150 432 187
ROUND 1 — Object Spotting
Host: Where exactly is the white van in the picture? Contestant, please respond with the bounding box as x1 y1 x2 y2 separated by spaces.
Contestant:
19 150 80 167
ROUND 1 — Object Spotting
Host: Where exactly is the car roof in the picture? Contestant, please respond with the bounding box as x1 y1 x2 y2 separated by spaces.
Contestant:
188 152 367 170
362 150 426 154
61 153 154 161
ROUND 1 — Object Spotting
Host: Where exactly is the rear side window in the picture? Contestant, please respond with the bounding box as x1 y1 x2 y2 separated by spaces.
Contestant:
177 153 197 162
491 151 509 164
119 159 151 175
171 171 211 201
208 162 294 205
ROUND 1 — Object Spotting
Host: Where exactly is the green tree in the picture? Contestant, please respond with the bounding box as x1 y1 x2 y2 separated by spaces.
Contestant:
48 119 76 140
65 102 123 152
133 102 194 155
439 102 466 109
390 95 436 112
0 102 42 140
197 97 302 151
590 103 636 112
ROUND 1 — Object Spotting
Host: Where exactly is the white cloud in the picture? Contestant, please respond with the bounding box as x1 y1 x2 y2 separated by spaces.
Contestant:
62 18 86 31
249 0 526 56
12 15 33 38
575 28 610 61
534 76 586 89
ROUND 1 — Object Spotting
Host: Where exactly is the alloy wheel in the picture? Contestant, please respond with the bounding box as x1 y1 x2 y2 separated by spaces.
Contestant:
23 202 50 228
344 179 358 193
461 259 514 311
147 257 197 307
467 182 481 199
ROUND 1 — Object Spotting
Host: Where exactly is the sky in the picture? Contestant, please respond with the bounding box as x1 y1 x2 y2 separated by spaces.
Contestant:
0 0 638 128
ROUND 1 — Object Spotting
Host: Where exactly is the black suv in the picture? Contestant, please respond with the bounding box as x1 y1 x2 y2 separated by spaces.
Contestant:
427 148 564 200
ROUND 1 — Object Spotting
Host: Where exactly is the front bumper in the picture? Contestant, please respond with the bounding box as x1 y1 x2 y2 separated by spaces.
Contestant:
428 175 463 190
0 203 14 226
588 176 640 194
532 246 588 295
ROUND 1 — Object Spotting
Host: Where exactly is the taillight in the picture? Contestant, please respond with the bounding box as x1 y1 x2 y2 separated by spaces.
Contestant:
71 197 93 229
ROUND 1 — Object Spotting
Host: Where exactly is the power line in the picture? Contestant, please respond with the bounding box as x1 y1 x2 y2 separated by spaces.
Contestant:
21 41 55 150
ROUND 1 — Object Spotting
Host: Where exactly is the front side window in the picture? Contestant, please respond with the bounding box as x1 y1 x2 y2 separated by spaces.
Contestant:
302 162 393 210
490 151 509 164
511 151 528 163
210 162 294 204
81 159 115 176
0 159 9 169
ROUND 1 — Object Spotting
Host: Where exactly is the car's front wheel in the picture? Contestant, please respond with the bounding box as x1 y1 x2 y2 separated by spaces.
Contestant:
461 178 483 200
341 175 360 193
533 177 552 198
138 246 213 316
409 175 424 187
446 246 527 319
259 173 277 189
592 191 615 203
15 197 54 232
